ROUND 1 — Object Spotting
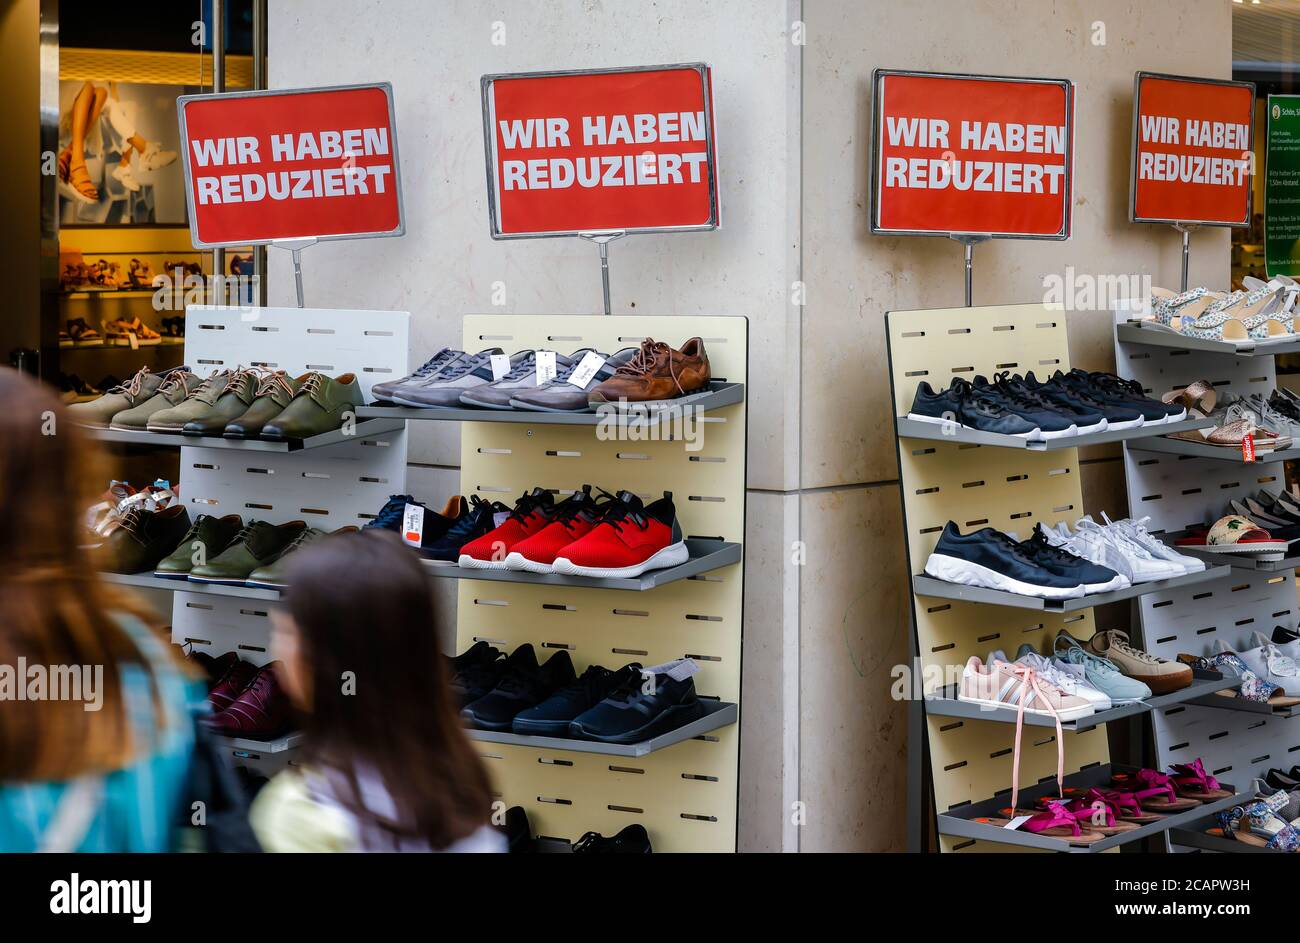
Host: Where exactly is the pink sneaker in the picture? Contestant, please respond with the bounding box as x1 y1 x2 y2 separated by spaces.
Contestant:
958 656 1094 721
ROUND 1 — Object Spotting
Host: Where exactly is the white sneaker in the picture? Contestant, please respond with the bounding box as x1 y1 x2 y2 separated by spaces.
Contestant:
111 163 141 192
1016 647 1113 711
137 142 178 172
1240 631 1300 687
1101 513 1205 575
1072 518 1185 583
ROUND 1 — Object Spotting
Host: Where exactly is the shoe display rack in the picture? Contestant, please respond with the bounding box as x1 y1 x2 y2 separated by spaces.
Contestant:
889 303 1245 853
377 314 747 853
97 304 411 774
1115 315 1300 852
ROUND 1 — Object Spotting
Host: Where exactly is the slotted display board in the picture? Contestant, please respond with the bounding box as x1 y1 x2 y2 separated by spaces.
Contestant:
887 304 1112 852
456 314 746 852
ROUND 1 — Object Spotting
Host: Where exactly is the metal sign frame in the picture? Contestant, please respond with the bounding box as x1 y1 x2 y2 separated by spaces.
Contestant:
869 68 1075 241
480 63 720 240
1127 70 1256 228
175 82 407 249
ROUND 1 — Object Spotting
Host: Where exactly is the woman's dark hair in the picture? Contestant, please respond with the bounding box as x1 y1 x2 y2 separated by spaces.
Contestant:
283 529 494 849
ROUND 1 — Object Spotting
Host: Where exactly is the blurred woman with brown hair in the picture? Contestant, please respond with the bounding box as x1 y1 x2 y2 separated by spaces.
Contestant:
0 368 198 851
251 529 503 852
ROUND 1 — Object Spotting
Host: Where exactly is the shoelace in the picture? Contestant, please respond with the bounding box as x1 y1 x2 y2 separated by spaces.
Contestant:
1020 532 1083 567
984 528 1039 567
1103 631 1164 668
107 368 151 398
156 370 196 398
280 527 320 554
602 668 648 704
571 831 607 852
117 506 149 545
435 353 489 382
297 372 328 400
993 373 1058 411
551 666 613 703
192 371 232 406
593 496 651 536
500 352 538 382
507 491 552 526
1003 663 1066 815
256 371 297 401
408 348 456 379
371 497 415 529
614 338 687 395
1056 638 1123 681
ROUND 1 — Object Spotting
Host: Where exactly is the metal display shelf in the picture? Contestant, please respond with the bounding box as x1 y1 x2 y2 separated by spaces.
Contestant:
937 763 1245 852
217 732 303 755
1116 321 1300 358
86 418 406 452
466 700 736 757
423 539 740 591
925 672 1238 733
1188 688 1300 718
912 564 1230 612
357 381 744 425
894 415 1215 451
1169 825 1277 853
101 571 282 601
1128 434 1300 464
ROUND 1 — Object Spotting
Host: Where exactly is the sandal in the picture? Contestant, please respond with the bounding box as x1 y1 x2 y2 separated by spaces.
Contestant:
1150 287 1218 331
127 258 154 289
978 800 1105 843
1175 515 1289 553
1030 791 1140 835
66 318 102 347
1169 759 1234 802
1110 768 1202 812
1212 802 1300 851
1181 292 1253 343
59 159 98 205
1207 643 1300 707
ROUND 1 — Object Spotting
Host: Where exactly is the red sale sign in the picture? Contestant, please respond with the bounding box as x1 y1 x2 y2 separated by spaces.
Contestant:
871 70 1074 239
481 64 719 238
1130 72 1255 226
176 84 404 247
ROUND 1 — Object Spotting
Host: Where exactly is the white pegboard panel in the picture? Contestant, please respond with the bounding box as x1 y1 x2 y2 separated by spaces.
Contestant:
183 305 410 402
1122 451 1286 536
172 592 277 664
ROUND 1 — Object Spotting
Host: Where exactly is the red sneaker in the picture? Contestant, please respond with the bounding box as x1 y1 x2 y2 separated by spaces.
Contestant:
458 487 556 569
504 485 609 573
552 491 689 578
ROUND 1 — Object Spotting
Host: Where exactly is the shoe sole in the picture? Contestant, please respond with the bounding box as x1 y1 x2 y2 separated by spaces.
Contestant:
456 394 517 410
502 551 554 573
956 692 1094 721
244 579 288 590
569 702 706 743
1083 576 1131 594
551 541 690 578
151 571 192 580
459 710 514 732
1123 671 1193 695
506 397 590 413
924 552 1086 599
1105 416 1145 430
1180 543 1289 554
457 554 512 570
510 718 576 737
904 412 1039 439
108 423 149 432
1027 424 1078 441
187 575 256 584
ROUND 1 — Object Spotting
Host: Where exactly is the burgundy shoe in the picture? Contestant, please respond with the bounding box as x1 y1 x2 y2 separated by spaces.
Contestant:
189 649 239 687
207 657 259 713
204 663 292 740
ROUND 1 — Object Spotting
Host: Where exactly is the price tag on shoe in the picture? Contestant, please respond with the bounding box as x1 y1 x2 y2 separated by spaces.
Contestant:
128 332 140 351
535 350 557 386
493 510 511 527
566 351 607 389
1242 433 1256 463
402 502 425 547
489 353 511 382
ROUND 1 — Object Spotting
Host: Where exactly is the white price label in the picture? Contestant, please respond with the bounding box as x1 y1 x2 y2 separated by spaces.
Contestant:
1003 814 1032 831
128 332 140 351
493 510 511 528
566 351 607 389
401 503 425 547
489 354 510 382
535 350 557 386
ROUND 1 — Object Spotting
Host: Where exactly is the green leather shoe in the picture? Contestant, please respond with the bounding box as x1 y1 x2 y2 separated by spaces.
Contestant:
147 370 231 433
68 367 164 428
181 367 264 436
246 525 359 589
224 371 305 439
108 368 201 431
99 504 193 574
262 372 365 441
153 513 244 579
188 519 308 584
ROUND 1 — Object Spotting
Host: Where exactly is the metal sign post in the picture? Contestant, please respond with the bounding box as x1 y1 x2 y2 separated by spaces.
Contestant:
949 234 991 307
270 238 317 308
1173 222 1198 292
579 232 626 316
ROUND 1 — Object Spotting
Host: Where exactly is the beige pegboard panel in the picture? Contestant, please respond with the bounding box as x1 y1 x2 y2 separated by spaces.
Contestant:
458 314 746 852
887 304 1111 849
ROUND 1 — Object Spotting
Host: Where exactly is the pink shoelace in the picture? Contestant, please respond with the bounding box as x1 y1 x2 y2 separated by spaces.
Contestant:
1004 662 1066 815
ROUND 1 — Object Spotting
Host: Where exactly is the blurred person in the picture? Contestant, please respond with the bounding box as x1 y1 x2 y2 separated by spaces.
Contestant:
251 530 504 852
0 368 198 851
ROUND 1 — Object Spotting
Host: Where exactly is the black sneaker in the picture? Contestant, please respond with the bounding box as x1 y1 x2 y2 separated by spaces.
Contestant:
973 374 1076 439
446 640 506 707
994 372 1106 434
500 806 536 853
1020 525 1128 594
907 378 1040 437
511 662 641 736
461 645 576 731
424 495 511 562
922 521 1087 600
363 494 420 532
1057 369 1183 425
571 824 652 853
1022 371 1143 431
1273 625 1300 646
568 659 706 744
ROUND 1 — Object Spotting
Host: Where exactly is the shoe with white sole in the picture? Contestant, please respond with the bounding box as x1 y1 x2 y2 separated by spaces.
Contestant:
137 142 178 172
923 521 1085 599
1014 645 1113 711
1087 629 1192 694
1044 517 1186 583
1053 633 1152 704
957 655 1093 721
1239 631 1300 688
1100 513 1206 575
112 163 141 192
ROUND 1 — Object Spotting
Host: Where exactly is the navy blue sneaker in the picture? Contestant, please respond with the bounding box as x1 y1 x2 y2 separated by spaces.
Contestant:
568 659 706 744
423 494 511 562
973 374 1076 439
1023 371 1144 431
907 378 1040 438
923 521 1087 599
446 640 506 707
1054 369 1182 425
994 372 1106 435
511 662 641 736
1021 524 1129 594
462 645 576 731
363 494 419 532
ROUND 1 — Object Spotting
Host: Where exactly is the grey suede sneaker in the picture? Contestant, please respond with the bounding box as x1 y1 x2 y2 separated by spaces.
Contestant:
388 348 510 408
370 347 460 403
510 348 639 412
459 350 580 409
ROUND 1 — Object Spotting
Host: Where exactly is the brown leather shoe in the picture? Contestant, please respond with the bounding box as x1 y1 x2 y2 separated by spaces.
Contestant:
587 337 711 404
